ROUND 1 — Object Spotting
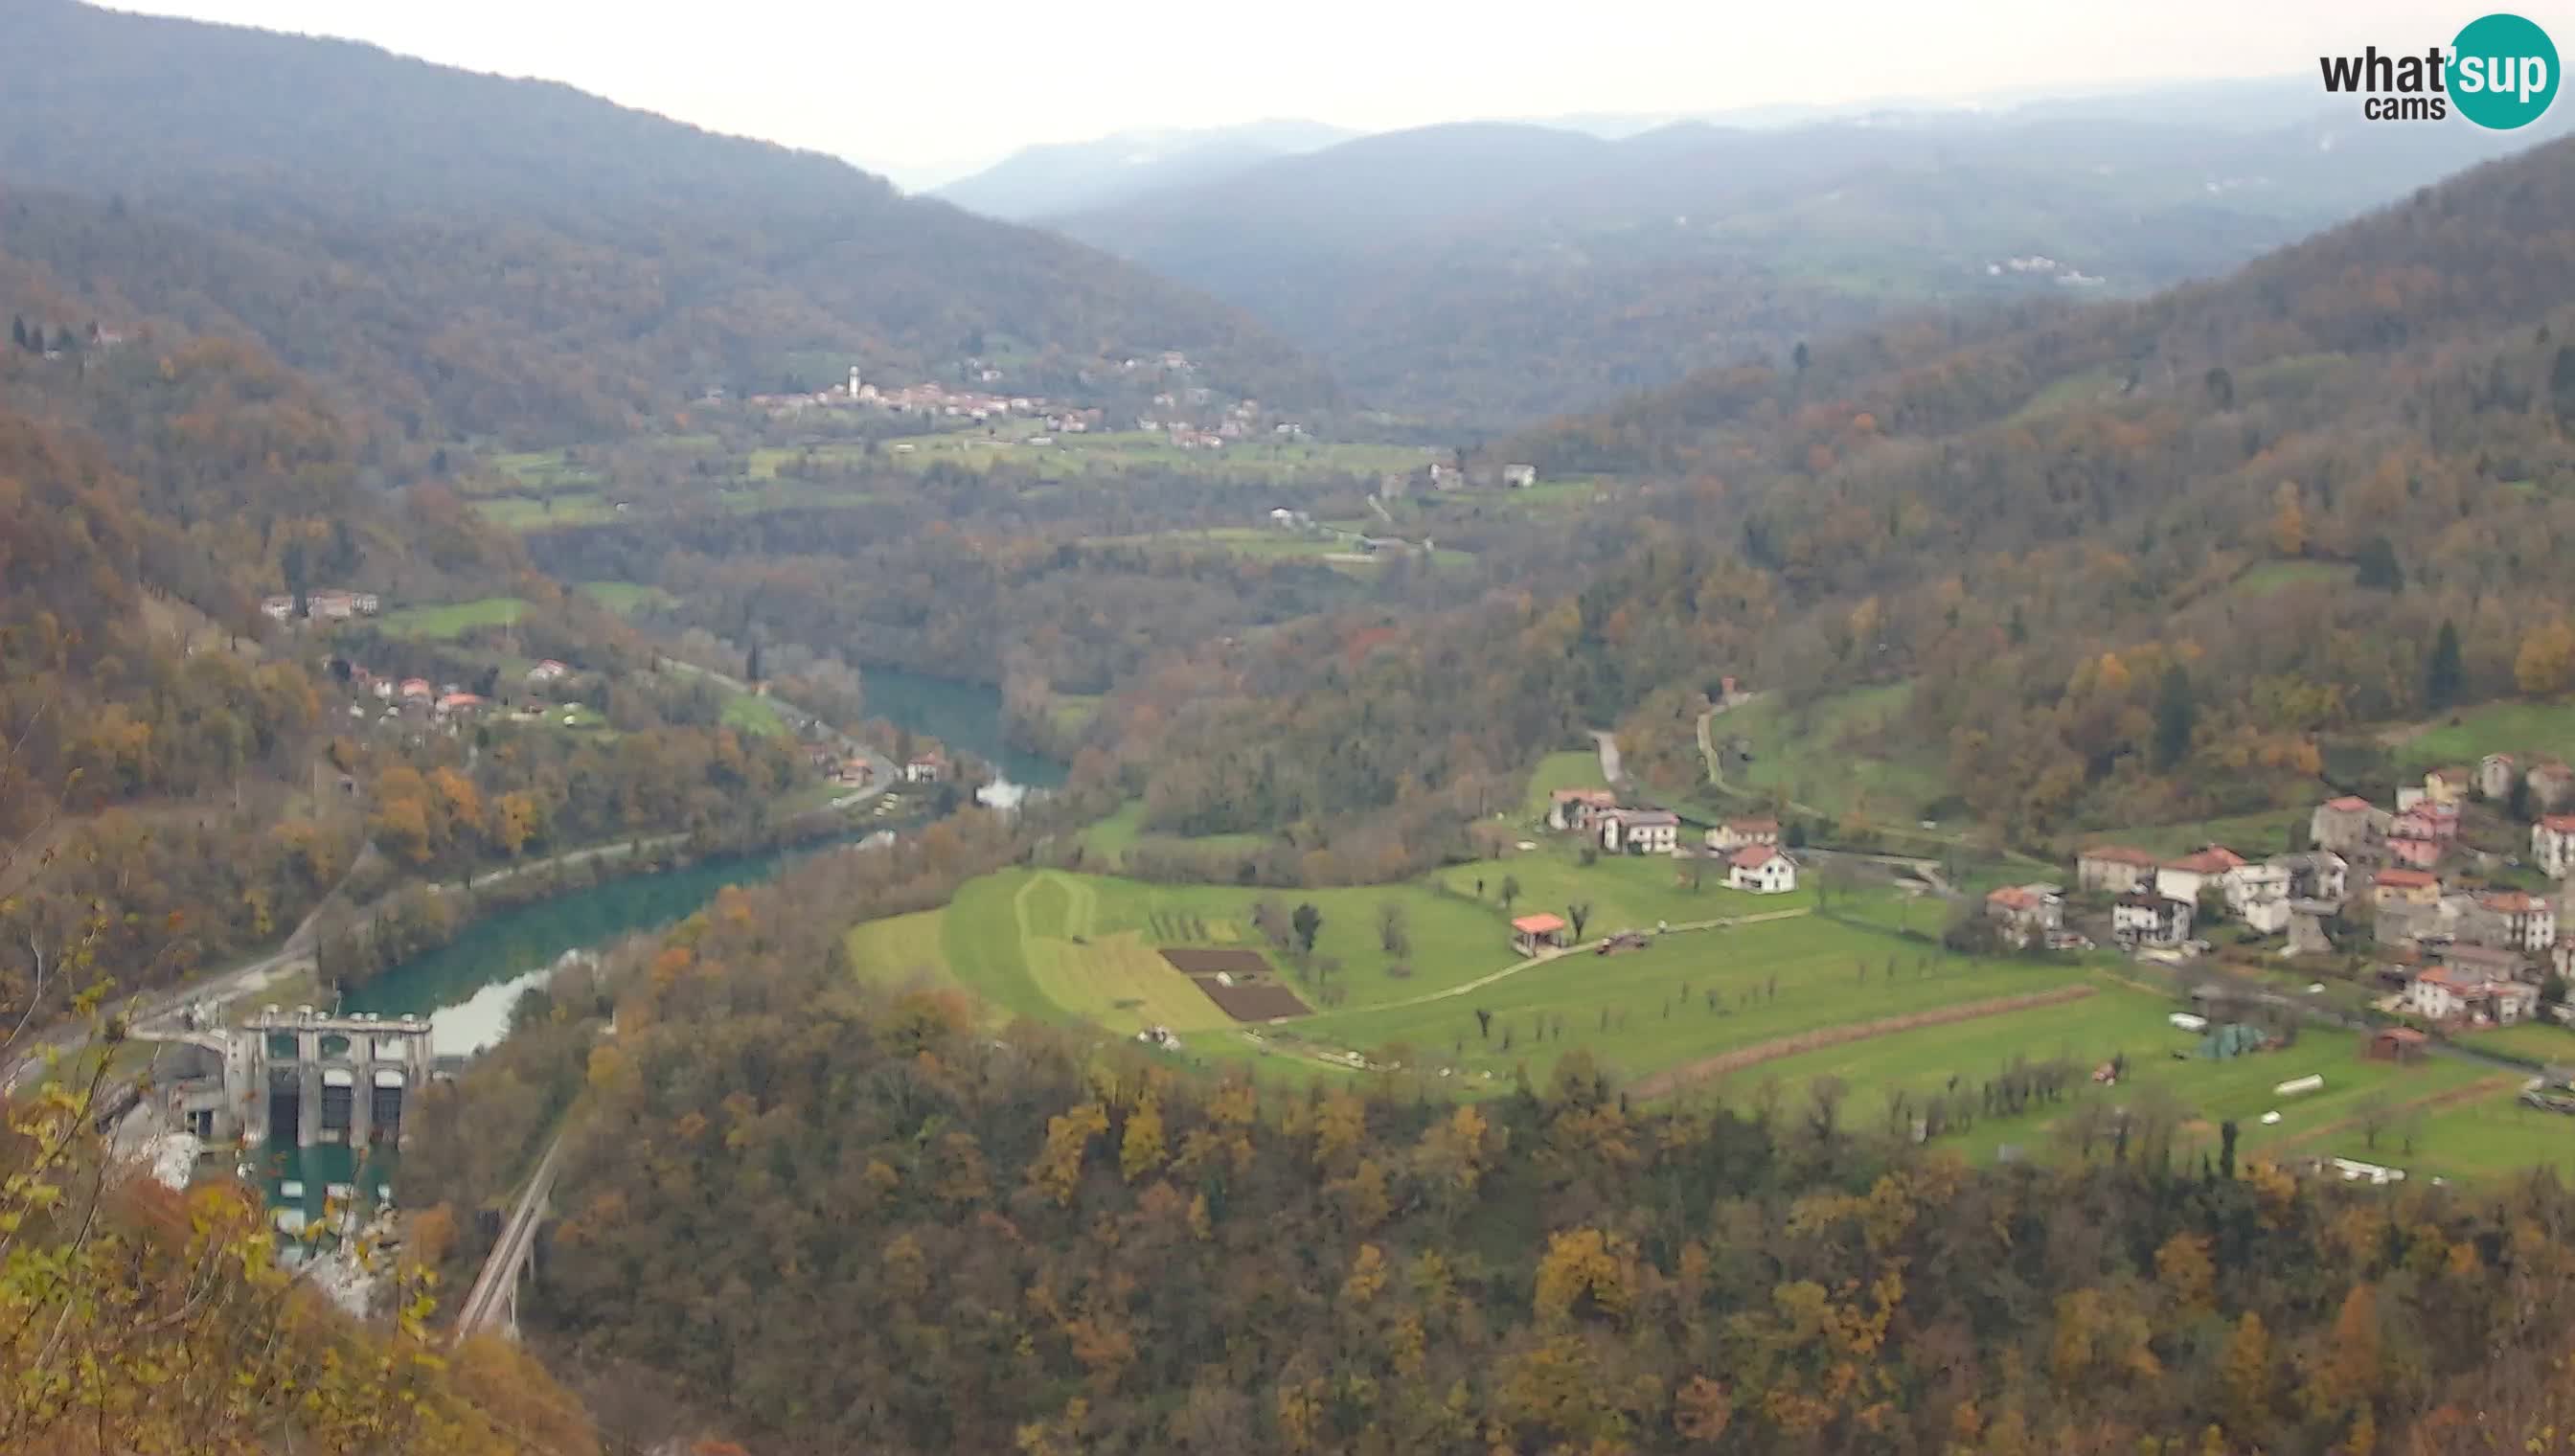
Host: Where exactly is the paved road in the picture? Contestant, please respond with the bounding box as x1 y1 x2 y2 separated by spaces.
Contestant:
453 1128 569 1340
2 842 381 1094
1592 730 1625 787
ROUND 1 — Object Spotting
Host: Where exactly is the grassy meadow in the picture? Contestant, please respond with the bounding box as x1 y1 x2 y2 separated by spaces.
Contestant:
825 758 2575 1185
376 597 528 639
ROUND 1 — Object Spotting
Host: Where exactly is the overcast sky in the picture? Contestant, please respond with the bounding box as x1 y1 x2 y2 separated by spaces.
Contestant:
113 0 2482 187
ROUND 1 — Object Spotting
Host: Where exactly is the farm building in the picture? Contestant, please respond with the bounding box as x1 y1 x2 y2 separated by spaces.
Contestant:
2075 846 2157 894
1511 913 1569 956
1548 788 1619 832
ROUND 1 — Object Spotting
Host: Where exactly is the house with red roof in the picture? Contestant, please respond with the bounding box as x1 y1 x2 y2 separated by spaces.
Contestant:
1984 883 2064 946
2309 795 2385 858
1727 845 1797 895
2384 830 2443 871
1547 787 1619 832
1510 913 1569 956
2371 867 2442 910
2408 965 2537 1026
2155 847 2245 906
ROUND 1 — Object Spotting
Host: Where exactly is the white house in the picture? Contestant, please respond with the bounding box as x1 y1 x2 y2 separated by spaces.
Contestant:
2481 753 2519 801
2156 847 2246 906
525 659 571 685
2114 892 2194 949
2535 814 2575 879
1602 809 1680 855
2222 860 2292 916
1727 845 1797 894
2270 851 2349 903
2409 966 2538 1026
2475 890 2558 953
2239 896 2295 936
1501 464 1538 489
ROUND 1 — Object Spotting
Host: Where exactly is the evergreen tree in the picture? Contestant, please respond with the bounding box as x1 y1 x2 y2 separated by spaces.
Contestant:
2427 620 2464 710
1290 902 1322 954
2153 666 2198 770
2354 535 2403 591
9 315 25 352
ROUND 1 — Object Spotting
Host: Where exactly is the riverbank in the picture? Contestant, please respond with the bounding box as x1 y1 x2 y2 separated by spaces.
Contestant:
322 799 915 1009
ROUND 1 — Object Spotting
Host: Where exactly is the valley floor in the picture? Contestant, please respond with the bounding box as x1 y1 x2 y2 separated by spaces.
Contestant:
841 794 2575 1189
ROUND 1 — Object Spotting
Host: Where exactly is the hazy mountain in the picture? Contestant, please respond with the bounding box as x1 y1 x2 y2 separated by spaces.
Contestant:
933 118 1358 221
0 0 1329 443
1049 86 2560 424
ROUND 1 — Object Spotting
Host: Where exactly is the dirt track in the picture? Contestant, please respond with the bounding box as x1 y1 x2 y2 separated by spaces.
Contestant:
1630 984 2100 1098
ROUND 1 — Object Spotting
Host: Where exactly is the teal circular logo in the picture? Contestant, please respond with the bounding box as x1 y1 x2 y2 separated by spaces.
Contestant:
2450 12 2559 129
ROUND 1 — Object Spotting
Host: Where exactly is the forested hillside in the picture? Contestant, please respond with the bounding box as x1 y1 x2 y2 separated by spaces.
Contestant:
1105 134 2575 851
1054 103 2556 425
1 0 1326 445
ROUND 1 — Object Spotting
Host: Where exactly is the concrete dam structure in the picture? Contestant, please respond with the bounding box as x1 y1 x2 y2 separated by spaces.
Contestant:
162 1007 439 1149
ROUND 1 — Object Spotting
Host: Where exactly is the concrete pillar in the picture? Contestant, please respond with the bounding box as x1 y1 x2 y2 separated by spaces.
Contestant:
300 1065 321 1148
349 1066 371 1147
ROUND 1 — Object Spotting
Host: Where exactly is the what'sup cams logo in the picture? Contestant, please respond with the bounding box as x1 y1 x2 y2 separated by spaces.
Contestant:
2319 11 2558 127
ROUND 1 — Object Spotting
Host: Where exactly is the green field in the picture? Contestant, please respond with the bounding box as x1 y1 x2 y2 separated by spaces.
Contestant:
474 493 616 529
1696 973 2496 1167
719 693 790 738
2234 559 2356 598
842 910 970 1001
1520 750 1610 819
579 581 674 615
1432 841 1812 939
1082 800 1268 870
1711 684 1951 824
485 449 604 493
2401 1085 2575 1183
2469 1020 2575 1068
1288 910 2050 1087
377 597 529 639
2390 700 2575 773
845 859 2575 1181
2116 807 2311 859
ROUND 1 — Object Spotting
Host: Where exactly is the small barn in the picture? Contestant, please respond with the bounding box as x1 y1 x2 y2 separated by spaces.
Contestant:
1511 914 1569 957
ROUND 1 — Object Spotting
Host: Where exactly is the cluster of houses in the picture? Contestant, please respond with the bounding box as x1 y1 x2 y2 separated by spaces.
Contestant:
330 657 581 733
1544 791 1799 896
2065 756 2575 1034
260 589 380 624
1423 461 1538 491
738 367 1053 423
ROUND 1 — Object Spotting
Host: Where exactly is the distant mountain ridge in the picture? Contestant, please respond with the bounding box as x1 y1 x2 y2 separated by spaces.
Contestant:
0 0 1329 444
933 119 1358 220
1044 84 2563 425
